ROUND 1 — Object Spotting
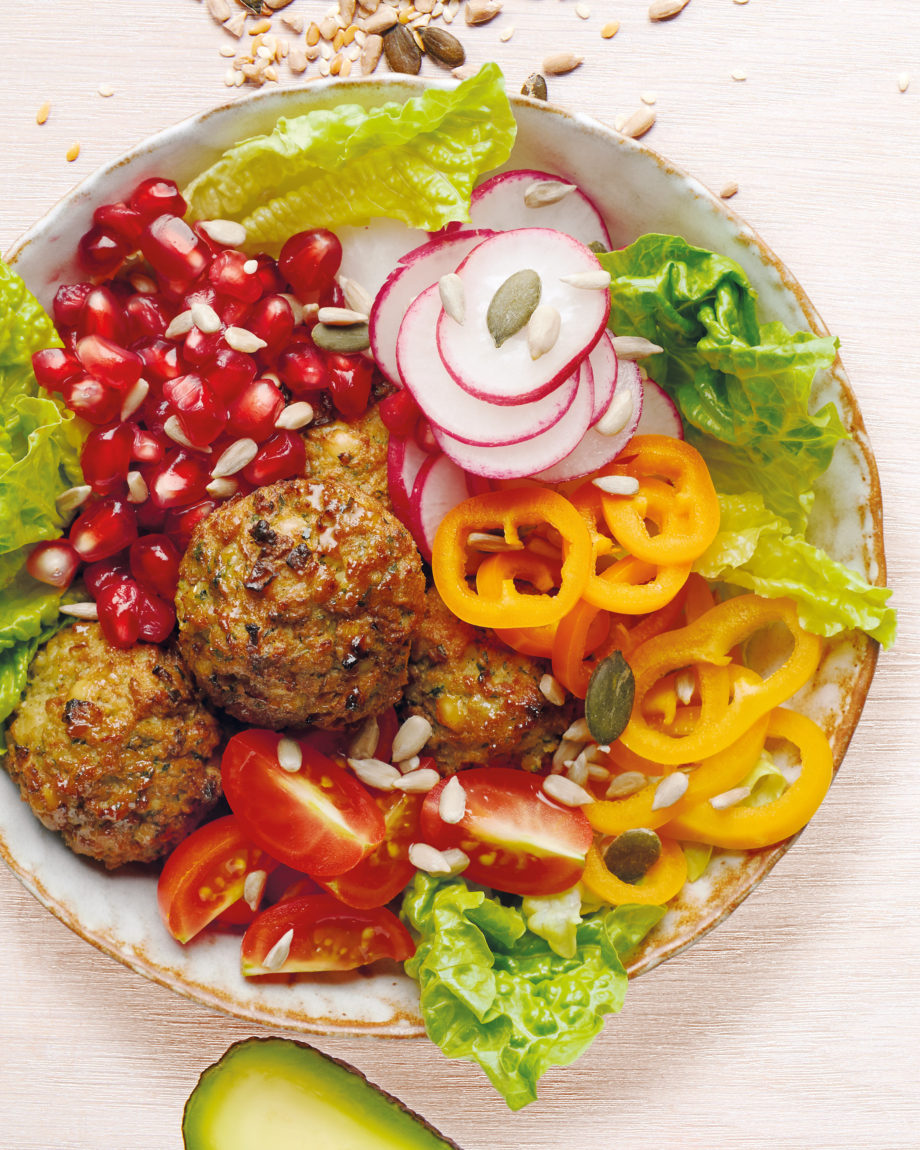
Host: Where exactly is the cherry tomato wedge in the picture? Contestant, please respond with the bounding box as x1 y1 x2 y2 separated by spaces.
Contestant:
157 815 279 944
420 767 593 896
318 790 421 910
221 730 386 878
241 895 415 976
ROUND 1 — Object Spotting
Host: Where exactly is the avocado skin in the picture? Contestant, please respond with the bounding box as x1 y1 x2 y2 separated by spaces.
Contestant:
182 1036 462 1150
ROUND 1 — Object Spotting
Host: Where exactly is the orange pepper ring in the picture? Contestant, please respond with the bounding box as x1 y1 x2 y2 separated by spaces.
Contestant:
582 835 688 906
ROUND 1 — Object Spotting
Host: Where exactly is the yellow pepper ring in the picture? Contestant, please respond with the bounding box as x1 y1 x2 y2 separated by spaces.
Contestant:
586 714 770 836
620 595 822 766
582 835 688 906
431 488 594 629
582 552 692 616
660 707 834 849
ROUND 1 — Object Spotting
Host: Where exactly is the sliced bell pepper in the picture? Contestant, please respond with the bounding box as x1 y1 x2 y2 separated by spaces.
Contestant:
432 488 593 629
620 594 822 766
582 834 687 906
661 707 833 848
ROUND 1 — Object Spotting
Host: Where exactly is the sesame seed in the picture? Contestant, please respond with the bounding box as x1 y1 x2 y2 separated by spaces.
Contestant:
730 68 747 81
898 72 910 93
97 84 115 98
601 19 619 37
720 181 740 199
36 102 51 125
574 2 591 18
65 143 81 163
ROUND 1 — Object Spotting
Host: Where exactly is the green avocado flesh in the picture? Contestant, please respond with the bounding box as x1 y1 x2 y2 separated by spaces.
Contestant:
182 1037 460 1150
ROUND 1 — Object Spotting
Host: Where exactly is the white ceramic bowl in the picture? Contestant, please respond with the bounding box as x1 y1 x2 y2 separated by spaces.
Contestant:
1 78 885 1036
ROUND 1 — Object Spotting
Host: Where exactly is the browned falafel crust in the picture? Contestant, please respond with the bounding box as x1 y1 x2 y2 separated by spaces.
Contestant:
4 623 222 869
402 587 574 774
302 405 390 508
175 477 426 730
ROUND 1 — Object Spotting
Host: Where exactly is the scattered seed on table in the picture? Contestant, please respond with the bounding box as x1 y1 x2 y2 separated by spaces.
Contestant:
731 68 747 81
640 91 657 105
648 0 691 20
97 83 115 97
575 2 591 18
499 25 515 41
720 181 740 199
601 19 619 38
65 142 81 162
543 51 584 75
36 101 51 125
898 72 910 92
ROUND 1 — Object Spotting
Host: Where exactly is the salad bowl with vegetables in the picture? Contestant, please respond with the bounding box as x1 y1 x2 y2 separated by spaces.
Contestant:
0 67 893 1110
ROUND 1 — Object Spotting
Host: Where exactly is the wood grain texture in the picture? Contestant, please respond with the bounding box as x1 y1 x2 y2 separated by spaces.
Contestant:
1 1 918 1147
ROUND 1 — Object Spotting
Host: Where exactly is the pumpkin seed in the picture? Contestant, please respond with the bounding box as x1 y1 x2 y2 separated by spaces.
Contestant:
487 268 541 347
311 322 371 352
383 24 422 74
604 828 661 884
521 73 548 100
419 25 465 66
588 240 608 254
585 650 635 745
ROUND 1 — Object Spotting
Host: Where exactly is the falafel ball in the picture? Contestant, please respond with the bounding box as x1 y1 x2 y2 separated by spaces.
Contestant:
302 404 390 507
402 586 574 774
175 476 426 730
4 623 223 869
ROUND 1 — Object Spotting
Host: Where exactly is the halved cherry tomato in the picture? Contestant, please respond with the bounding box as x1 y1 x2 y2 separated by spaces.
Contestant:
420 767 593 896
157 815 279 944
318 790 422 909
240 894 415 976
221 730 385 878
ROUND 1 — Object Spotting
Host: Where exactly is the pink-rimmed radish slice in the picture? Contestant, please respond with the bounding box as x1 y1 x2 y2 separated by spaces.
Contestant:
408 452 475 562
533 357 644 484
396 283 579 447
436 228 610 405
635 376 684 438
336 218 431 300
467 169 612 250
387 433 430 529
369 229 494 386
433 358 594 479
588 331 618 423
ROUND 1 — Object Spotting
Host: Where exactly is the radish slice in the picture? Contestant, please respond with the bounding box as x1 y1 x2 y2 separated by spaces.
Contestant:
588 331 618 424
396 283 578 446
336 218 430 301
436 229 610 405
533 358 644 484
469 169 612 250
387 434 430 529
433 359 595 479
636 376 684 438
408 452 474 562
369 229 493 386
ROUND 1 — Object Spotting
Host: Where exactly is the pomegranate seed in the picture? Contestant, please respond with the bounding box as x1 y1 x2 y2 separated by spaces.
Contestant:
247 295 295 360
135 499 167 532
379 389 420 437
144 449 211 511
136 586 176 643
163 373 227 446
252 254 286 296
81 424 134 494
279 229 342 301
208 250 262 303
318 280 346 310
140 214 210 285
183 325 223 368
75 334 142 390
163 498 219 550
77 285 126 343
26 540 81 589
141 395 174 439
130 424 167 464
32 348 81 393
129 534 181 599
70 497 139 562
134 337 181 384
77 225 130 278
97 578 141 648
226 378 285 441
53 282 93 329
84 555 129 597
242 430 306 487
61 376 123 425
327 352 373 420
130 177 187 222
277 342 329 396
205 345 257 402
93 201 145 245
125 293 171 341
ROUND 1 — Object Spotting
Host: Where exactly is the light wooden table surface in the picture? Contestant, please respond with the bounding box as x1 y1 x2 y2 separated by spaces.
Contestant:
2 2 918 1147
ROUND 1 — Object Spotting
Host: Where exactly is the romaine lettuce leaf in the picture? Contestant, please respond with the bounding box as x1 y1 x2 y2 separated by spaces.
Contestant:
183 63 516 247
402 873 663 1110
0 573 72 734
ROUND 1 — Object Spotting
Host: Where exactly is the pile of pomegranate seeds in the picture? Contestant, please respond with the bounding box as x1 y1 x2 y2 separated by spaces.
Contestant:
28 175 382 649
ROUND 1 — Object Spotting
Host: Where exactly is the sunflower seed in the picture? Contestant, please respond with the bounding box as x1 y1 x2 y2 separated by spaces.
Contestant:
398 755 421 775
338 276 375 317
225 11 247 36
619 106 657 139
224 326 267 353
242 869 268 911
543 51 583 75
559 269 611 290
212 438 259 477
262 929 294 972
383 23 421 72
710 785 752 811
595 387 635 436
126 471 148 503
521 73 547 99
198 218 248 247
649 0 691 20
542 774 594 807
348 715 380 760
566 750 591 787
392 714 433 761
563 717 591 742
605 771 648 799
163 416 196 449
651 771 689 810
362 4 399 32
205 477 239 499
592 475 640 496
419 25 465 66
60 602 99 620
675 669 696 705
360 32 384 72
165 310 194 339
191 301 221 334
311 323 370 353
466 531 521 552
611 335 663 360
523 180 576 208
438 272 465 324
575 2 590 16
120 378 149 421
539 674 566 706
348 757 401 789
394 767 441 793
56 485 92 514
276 737 303 773
275 402 314 430
206 0 232 23
408 842 466 875
439 775 467 823
317 305 369 325
897 72 910 93
465 0 502 23
527 304 561 360
552 737 582 772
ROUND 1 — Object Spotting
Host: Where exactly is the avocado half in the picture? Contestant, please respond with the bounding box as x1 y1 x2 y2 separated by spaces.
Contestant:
182 1036 462 1150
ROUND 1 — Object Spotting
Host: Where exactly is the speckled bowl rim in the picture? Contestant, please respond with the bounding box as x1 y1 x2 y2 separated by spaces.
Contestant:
1 76 885 1037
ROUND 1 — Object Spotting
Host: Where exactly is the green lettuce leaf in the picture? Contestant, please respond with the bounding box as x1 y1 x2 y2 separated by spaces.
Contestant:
402 873 663 1110
695 493 896 646
0 573 72 734
183 63 516 247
